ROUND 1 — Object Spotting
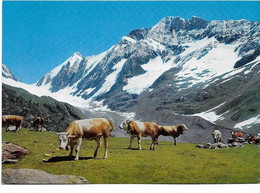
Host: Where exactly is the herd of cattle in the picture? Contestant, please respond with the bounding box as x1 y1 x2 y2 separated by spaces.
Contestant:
2 115 260 161
212 129 260 144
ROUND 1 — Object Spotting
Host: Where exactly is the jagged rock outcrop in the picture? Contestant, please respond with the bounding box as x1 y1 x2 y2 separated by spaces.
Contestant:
2 141 28 164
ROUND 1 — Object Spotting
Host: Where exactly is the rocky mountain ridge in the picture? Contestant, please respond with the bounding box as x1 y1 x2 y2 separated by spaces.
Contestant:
2 16 260 135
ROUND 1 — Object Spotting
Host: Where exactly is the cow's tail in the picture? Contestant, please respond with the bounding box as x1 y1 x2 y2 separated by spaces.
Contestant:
108 120 114 132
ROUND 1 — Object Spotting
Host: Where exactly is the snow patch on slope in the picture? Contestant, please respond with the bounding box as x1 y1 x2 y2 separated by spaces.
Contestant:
83 50 108 77
188 102 226 124
93 59 127 97
123 56 176 94
176 39 241 88
234 115 260 130
142 38 166 52
50 52 83 79
2 77 90 108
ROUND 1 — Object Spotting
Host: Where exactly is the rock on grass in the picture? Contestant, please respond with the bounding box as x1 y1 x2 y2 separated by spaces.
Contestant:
2 141 28 163
2 168 88 184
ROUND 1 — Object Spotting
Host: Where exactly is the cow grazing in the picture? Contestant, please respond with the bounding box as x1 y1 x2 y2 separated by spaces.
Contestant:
2 115 23 132
56 118 114 160
231 131 243 139
158 124 188 145
31 117 44 132
119 120 160 150
212 130 222 143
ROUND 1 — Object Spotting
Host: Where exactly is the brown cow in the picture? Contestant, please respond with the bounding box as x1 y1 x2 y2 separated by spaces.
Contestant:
56 118 114 160
231 131 243 139
2 115 23 132
247 135 260 144
158 124 188 145
31 117 44 132
119 120 160 150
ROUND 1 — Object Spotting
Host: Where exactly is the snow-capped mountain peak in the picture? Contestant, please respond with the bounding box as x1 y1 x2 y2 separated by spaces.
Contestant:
3 17 260 133
2 64 20 82
36 52 84 88
33 17 259 101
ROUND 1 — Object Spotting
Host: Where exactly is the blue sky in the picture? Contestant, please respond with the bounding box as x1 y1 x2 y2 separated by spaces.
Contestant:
2 1 260 84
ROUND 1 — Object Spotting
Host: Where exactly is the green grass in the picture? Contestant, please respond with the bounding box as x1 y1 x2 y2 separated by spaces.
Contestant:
2 128 260 184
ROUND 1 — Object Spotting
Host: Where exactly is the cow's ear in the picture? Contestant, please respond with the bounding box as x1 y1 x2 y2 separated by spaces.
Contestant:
55 132 60 135
66 132 70 136
126 120 130 124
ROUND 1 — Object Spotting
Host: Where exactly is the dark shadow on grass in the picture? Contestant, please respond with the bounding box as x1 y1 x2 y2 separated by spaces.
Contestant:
110 147 147 151
129 148 147 151
43 156 93 163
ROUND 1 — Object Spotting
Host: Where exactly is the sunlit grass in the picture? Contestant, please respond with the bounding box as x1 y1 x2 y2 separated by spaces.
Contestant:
2 128 260 184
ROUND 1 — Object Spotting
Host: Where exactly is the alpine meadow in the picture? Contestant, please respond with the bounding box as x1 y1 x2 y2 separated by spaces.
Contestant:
2 1 260 185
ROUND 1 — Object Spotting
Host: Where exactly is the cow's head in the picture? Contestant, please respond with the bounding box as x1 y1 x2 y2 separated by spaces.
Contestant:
119 120 130 132
178 124 188 134
2 116 6 124
56 132 70 150
212 130 221 142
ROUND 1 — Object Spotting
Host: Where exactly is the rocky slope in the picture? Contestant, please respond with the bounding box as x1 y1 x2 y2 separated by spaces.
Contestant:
2 83 86 131
1 82 132 137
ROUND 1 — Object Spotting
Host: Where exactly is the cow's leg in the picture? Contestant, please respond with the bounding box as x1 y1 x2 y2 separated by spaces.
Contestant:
103 136 108 159
150 138 155 151
75 138 82 161
16 123 22 132
39 125 42 132
137 136 141 150
128 135 134 149
174 137 177 145
94 137 101 158
69 142 75 157
150 141 154 150
15 124 19 132
150 137 158 150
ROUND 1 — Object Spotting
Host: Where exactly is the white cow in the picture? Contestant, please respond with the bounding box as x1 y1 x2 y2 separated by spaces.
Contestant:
56 118 114 160
212 130 222 143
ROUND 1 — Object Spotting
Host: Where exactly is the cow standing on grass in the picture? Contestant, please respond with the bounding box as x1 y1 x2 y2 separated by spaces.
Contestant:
2 115 23 132
56 118 114 160
212 130 222 143
31 117 44 132
158 124 188 145
119 120 160 150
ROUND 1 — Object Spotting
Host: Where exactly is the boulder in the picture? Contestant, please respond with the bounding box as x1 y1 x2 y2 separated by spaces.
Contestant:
2 168 88 184
2 141 28 163
228 138 235 143
232 142 244 148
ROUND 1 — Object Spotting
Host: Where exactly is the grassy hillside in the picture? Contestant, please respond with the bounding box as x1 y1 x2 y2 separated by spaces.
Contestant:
2 128 259 184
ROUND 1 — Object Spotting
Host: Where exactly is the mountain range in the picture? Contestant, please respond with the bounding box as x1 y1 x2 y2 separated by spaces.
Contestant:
2 16 260 139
